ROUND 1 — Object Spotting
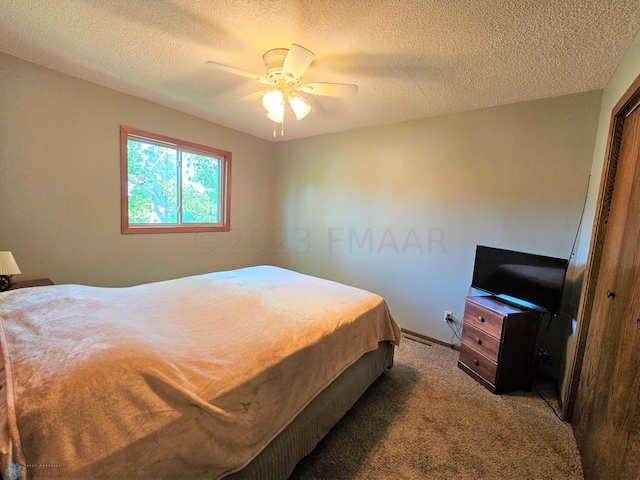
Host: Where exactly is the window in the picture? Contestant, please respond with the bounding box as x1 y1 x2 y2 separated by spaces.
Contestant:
120 126 231 234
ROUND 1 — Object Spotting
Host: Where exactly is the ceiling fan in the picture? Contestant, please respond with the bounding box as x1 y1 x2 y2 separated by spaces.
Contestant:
206 44 358 137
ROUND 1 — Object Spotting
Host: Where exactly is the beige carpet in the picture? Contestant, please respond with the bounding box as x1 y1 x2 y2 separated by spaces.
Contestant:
290 335 583 479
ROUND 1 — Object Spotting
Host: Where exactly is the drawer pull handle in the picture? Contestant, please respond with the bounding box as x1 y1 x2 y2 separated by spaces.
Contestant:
476 338 482 345
473 359 480 366
478 316 485 323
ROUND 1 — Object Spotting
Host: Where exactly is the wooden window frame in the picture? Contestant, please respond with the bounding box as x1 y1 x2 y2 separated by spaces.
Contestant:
120 126 231 234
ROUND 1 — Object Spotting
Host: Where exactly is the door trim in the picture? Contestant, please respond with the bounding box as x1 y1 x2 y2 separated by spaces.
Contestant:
563 72 640 421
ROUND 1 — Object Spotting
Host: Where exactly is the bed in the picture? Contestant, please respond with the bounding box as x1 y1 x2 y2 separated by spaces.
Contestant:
0 265 400 479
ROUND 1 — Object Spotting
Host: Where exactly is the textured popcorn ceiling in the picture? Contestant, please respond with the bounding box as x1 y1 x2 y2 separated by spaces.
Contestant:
2 1 640 142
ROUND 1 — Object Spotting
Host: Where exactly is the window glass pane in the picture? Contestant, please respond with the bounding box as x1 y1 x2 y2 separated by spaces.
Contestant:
127 139 178 224
181 151 220 224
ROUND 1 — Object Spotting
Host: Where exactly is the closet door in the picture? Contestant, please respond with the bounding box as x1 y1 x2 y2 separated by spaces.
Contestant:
573 104 640 479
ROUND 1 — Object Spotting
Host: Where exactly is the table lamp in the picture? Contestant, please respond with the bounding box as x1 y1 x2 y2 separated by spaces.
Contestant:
0 252 21 291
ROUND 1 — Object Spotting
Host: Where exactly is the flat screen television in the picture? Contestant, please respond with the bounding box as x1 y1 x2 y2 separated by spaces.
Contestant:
471 245 569 314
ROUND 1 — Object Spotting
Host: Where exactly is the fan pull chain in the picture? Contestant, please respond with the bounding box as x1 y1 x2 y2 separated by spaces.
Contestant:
271 114 285 137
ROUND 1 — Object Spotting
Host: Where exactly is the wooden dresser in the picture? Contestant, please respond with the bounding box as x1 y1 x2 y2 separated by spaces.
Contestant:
457 296 541 394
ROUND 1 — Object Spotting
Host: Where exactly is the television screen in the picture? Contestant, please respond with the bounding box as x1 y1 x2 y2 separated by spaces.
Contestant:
471 245 569 314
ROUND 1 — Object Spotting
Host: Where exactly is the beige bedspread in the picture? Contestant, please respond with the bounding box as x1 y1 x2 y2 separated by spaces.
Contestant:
0 266 400 479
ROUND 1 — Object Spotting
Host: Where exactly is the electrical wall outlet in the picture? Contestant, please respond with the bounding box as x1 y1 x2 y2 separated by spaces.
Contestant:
444 310 454 323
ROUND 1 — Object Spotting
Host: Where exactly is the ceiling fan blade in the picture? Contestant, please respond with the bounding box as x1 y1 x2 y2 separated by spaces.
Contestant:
205 61 272 85
297 82 358 97
237 90 269 102
282 44 315 82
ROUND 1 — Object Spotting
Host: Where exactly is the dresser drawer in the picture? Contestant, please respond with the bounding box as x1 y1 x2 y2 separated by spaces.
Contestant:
459 346 497 385
461 322 500 362
463 299 505 339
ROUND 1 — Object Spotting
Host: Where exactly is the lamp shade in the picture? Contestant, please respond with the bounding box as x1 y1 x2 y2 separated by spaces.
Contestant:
262 89 284 113
0 252 21 275
267 110 284 123
289 94 311 120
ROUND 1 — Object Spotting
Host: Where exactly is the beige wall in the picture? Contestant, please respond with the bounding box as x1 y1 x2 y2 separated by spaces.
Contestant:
0 53 275 287
560 29 640 402
0 49 609 387
273 91 602 358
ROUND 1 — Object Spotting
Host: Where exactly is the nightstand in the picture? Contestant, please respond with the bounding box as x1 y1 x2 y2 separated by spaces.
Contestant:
457 296 541 394
9 278 54 290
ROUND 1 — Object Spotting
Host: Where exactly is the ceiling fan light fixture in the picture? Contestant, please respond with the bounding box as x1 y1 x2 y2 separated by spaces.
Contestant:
262 89 284 113
267 109 284 123
207 43 357 137
289 93 311 120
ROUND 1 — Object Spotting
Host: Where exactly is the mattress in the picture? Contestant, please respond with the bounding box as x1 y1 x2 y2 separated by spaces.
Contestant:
0 265 400 479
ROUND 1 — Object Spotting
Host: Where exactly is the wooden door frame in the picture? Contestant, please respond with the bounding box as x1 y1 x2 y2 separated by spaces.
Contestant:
563 72 640 421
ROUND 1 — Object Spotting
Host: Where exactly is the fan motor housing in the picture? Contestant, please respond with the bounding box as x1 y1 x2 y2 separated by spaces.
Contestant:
263 48 289 80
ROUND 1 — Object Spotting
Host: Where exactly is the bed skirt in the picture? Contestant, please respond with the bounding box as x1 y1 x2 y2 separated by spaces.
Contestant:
225 341 394 479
